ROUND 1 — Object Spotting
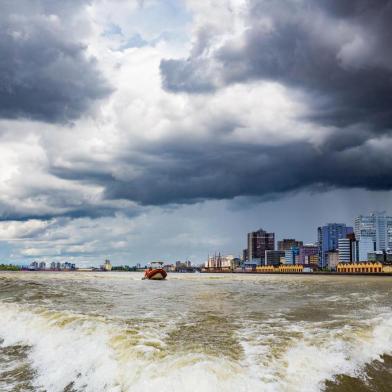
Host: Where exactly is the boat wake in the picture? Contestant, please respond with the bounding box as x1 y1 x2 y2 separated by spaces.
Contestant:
0 301 392 392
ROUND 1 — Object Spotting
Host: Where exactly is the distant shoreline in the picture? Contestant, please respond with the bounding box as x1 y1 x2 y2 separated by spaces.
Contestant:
1 270 391 277
200 271 392 277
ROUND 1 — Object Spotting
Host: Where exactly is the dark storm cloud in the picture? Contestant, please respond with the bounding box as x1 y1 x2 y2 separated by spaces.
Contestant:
47 132 391 207
0 208 116 222
0 198 120 222
0 0 111 122
127 0 392 207
3 0 392 222
320 0 389 17
161 0 392 131
106 140 391 205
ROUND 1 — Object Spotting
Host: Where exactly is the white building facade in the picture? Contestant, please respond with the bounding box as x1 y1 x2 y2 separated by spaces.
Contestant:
205 254 237 269
338 238 351 263
354 212 392 251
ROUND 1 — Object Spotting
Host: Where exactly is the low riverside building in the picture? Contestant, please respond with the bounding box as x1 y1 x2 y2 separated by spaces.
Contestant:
327 251 339 271
336 262 384 273
101 259 112 271
384 264 392 273
256 265 275 273
163 264 176 272
205 254 240 271
175 260 195 272
368 250 392 263
256 265 304 273
278 265 303 273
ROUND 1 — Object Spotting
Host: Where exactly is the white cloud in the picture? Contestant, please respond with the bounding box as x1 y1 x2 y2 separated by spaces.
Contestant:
1 0 391 264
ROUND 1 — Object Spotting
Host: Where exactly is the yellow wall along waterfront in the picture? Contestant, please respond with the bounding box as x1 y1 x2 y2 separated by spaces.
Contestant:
336 262 388 273
204 262 392 274
256 265 304 273
384 264 392 273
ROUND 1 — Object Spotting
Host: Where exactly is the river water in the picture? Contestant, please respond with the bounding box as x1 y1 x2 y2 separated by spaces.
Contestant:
0 272 391 392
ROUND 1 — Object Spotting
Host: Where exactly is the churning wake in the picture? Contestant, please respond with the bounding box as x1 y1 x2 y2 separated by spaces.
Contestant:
0 273 391 392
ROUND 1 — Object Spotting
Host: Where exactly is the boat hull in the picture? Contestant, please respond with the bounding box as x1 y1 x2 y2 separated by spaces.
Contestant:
144 268 167 280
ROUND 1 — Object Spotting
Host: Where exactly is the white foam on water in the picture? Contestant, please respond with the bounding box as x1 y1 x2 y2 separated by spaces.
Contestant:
240 312 392 392
0 303 120 392
0 301 392 392
0 302 263 392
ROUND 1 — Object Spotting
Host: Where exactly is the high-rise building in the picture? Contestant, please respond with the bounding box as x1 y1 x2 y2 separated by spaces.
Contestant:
247 228 275 264
355 212 392 251
352 237 376 262
308 254 319 265
285 247 300 265
277 239 303 251
318 224 353 268
338 233 373 263
298 244 318 265
265 250 285 266
338 238 352 263
30 261 38 270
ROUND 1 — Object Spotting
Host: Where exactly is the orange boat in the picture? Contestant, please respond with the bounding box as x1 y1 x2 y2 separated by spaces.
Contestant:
143 262 167 280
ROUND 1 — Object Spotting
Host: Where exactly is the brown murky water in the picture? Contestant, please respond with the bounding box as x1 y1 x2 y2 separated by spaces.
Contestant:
0 272 391 391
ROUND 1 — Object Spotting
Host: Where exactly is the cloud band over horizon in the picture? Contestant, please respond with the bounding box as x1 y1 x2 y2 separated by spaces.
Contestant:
0 0 391 263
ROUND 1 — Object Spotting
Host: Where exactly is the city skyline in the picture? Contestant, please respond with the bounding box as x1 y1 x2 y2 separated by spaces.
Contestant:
1 1 392 266
5 207 392 267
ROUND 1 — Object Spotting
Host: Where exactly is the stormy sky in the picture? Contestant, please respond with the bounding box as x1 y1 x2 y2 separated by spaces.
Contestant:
0 0 391 266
